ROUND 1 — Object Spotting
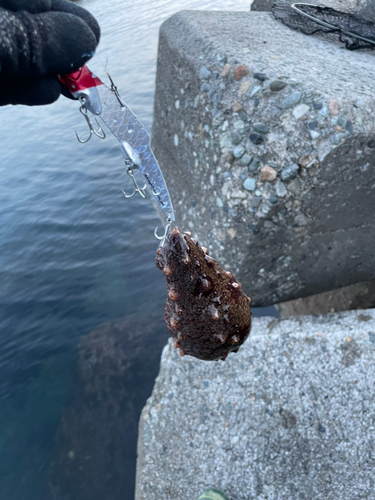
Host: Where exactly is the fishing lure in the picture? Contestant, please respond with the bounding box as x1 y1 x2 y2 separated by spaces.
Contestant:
59 66 175 243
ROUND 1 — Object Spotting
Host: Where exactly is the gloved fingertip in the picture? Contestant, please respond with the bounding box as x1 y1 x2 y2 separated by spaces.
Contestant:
50 0 100 43
0 0 51 13
0 76 61 106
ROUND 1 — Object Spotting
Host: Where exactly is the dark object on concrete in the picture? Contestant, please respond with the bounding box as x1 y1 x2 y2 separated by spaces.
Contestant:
272 0 375 50
136 310 375 500
152 10 375 306
156 227 252 361
252 0 375 19
49 314 168 500
277 279 375 317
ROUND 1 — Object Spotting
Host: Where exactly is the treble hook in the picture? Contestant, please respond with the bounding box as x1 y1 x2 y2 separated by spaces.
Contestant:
75 106 106 144
154 217 172 246
122 167 147 199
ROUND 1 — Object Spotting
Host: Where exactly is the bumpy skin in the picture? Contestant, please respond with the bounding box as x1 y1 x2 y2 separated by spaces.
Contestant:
0 0 100 105
156 227 252 361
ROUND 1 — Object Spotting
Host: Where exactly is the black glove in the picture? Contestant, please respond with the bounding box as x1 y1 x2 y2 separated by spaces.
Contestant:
0 0 100 106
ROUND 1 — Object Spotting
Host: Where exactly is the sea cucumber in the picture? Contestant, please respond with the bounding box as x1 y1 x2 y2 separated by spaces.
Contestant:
156 227 252 361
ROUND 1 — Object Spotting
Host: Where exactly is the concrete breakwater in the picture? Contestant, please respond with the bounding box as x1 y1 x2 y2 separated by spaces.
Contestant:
135 8 375 500
151 10 375 306
136 309 375 500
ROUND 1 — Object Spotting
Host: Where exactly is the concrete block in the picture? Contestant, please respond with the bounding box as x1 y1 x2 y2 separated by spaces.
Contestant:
277 278 375 317
152 10 375 306
136 309 375 500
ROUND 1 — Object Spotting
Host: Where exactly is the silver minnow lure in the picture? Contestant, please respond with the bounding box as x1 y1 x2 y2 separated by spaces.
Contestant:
59 66 175 244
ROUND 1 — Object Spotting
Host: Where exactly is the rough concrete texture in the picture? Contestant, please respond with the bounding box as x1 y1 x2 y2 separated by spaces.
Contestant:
152 11 375 306
251 0 273 11
136 309 375 500
277 278 375 317
356 0 375 20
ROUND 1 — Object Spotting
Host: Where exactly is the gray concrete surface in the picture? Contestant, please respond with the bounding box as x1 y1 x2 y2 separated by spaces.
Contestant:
277 278 375 317
136 309 375 500
356 0 375 19
152 10 375 306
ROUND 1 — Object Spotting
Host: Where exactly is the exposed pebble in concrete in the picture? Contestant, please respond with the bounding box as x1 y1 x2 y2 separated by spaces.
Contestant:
330 133 340 145
239 80 251 94
269 107 280 117
248 158 260 171
313 101 323 110
279 91 302 110
275 179 287 197
319 106 328 117
253 72 267 82
250 133 264 145
220 134 232 148
233 119 245 131
308 120 318 129
250 85 262 97
233 64 249 81
288 177 301 195
200 82 211 93
233 145 245 158
329 98 339 116
250 197 262 208
295 213 309 226
241 154 252 166
232 101 242 113
174 134 179 146
231 189 247 199
292 103 309 120
270 80 287 91
281 163 299 181
231 130 242 145
199 66 212 80
220 63 231 78
269 195 278 204
260 166 277 182
227 228 237 238
253 123 269 134
216 197 224 208
310 130 320 140
260 203 271 214
346 120 354 134
243 178 256 191
298 153 319 170
221 151 234 164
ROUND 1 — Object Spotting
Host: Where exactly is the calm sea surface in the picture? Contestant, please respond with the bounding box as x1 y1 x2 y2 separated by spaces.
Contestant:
0 1 276 498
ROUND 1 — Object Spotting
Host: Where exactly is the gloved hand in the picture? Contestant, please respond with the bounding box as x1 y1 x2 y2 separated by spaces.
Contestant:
0 0 100 106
